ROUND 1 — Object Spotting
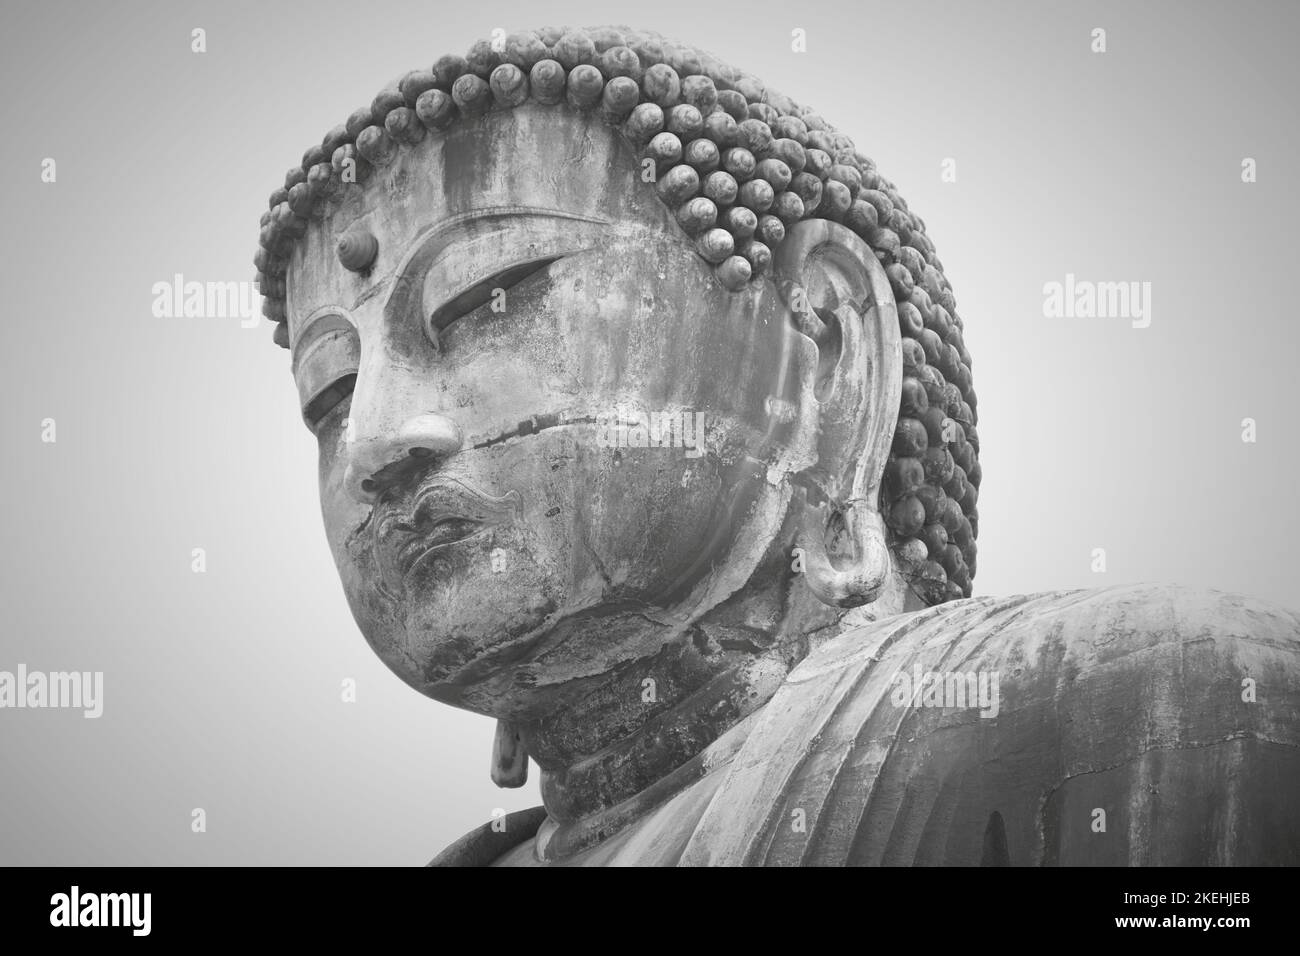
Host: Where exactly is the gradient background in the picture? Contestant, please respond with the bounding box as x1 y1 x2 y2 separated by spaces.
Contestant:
1 0 1296 865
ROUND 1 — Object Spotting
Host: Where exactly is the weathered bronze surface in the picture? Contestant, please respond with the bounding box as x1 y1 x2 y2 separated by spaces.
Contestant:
265 27 1300 866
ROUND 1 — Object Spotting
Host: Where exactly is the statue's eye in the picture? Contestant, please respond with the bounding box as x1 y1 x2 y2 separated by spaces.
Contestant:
292 317 360 432
429 255 562 337
305 373 356 429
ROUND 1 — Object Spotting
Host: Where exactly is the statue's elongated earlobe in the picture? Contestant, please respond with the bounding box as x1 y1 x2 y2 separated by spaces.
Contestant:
798 497 892 607
491 719 528 788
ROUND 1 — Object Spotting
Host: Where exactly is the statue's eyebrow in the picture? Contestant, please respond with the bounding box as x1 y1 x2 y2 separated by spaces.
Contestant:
383 206 611 329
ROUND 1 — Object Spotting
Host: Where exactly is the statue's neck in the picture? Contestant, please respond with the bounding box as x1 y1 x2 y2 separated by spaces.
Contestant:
510 506 921 859
515 553 878 857
518 631 791 858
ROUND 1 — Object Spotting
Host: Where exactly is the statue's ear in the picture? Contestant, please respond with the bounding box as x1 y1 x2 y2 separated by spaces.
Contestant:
771 218 902 608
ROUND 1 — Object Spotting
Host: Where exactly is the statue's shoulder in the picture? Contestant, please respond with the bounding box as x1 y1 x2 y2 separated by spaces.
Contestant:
434 586 1300 865
427 807 547 867
677 584 1300 866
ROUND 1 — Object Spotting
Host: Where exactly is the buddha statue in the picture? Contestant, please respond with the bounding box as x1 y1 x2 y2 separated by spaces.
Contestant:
255 27 1300 866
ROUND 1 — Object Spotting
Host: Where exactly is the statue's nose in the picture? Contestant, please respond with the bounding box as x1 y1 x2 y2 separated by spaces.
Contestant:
343 413 462 504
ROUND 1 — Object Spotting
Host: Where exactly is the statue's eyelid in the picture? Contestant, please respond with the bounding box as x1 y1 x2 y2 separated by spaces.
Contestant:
398 209 608 328
428 253 565 335
304 373 356 431
292 318 360 428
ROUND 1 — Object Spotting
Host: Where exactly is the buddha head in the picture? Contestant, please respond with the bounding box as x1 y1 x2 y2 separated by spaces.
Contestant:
256 27 981 723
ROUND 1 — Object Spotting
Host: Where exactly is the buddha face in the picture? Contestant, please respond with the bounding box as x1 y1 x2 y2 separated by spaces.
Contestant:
286 104 891 718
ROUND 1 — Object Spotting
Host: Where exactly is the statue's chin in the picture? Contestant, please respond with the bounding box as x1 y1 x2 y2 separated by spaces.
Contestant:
374 543 766 716
398 579 681 682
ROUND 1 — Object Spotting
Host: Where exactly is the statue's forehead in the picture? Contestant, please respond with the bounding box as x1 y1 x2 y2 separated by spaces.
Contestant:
286 104 669 339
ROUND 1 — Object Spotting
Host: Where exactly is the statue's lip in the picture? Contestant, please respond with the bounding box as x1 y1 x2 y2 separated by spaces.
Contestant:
396 517 489 572
373 477 522 585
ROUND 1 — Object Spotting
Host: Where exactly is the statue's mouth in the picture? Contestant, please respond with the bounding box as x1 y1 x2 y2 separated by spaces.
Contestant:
373 476 522 591
395 517 488 569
